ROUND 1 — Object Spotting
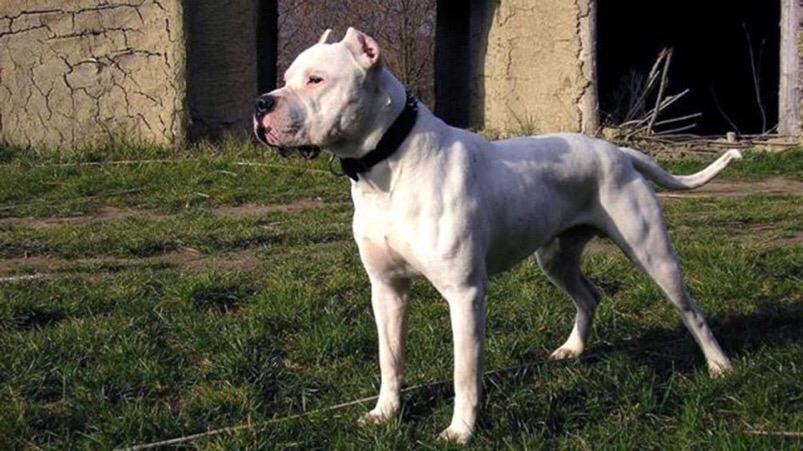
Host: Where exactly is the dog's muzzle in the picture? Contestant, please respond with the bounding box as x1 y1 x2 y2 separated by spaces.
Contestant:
253 113 321 161
253 94 321 160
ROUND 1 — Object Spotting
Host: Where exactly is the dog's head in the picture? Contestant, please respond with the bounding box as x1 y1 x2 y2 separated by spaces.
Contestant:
253 27 385 159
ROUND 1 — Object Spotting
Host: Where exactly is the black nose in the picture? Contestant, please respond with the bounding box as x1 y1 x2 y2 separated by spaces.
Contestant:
255 94 276 115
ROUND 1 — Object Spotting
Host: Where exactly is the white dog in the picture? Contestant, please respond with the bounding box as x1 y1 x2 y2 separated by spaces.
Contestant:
254 28 738 444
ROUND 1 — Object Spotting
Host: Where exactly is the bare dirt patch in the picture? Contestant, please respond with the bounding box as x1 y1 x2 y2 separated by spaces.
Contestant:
212 198 326 218
578 222 803 258
659 177 803 199
0 206 166 228
0 248 263 280
0 198 329 228
0 256 65 276
779 231 803 247
1 178 797 230
0 198 330 281
735 224 803 247
177 248 263 274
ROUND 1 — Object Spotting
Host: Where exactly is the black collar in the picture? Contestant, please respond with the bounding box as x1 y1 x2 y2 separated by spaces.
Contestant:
339 90 419 181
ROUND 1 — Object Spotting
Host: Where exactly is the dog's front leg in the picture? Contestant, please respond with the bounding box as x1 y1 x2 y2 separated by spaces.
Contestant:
359 277 410 425
439 282 487 444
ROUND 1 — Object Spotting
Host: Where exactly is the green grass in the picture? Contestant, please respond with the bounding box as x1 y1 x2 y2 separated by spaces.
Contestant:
0 143 801 449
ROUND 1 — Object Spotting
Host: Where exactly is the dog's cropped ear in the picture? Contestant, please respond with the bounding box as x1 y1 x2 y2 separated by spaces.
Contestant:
317 28 333 44
342 27 381 70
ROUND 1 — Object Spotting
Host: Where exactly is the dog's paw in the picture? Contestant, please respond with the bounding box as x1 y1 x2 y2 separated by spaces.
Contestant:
549 346 582 361
438 424 473 445
358 408 395 426
708 360 733 378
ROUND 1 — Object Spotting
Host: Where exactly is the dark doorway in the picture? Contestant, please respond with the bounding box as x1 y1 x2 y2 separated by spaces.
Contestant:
435 0 472 127
597 0 780 135
257 0 278 95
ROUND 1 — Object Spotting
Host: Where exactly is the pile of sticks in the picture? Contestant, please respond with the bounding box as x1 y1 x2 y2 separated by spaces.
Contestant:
626 133 799 154
607 46 798 153
616 48 701 138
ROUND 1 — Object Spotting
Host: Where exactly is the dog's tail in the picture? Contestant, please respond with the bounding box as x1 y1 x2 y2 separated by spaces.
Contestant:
620 147 743 191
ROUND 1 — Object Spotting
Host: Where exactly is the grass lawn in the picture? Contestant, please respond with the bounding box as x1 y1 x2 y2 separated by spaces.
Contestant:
0 142 801 449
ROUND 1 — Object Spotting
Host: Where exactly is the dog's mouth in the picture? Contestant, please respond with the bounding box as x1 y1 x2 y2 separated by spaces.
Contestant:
254 122 321 160
295 145 321 160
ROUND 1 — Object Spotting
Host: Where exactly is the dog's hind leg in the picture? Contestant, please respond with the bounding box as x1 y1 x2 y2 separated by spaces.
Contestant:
536 226 601 360
600 178 732 377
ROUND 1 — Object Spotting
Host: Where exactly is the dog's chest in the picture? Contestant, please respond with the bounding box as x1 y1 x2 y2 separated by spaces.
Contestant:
351 191 428 278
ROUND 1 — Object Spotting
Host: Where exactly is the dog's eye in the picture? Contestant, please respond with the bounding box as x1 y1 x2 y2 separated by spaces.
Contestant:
307 75 323 86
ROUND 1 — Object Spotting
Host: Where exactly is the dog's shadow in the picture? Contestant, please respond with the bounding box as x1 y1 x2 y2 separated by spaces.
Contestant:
397 300 803 437
535 303 803 438
612 300 803 377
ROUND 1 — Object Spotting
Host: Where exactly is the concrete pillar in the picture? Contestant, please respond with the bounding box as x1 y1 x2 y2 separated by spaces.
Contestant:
0 1 188 148
778 0 800 135
467 0 598 135
0 0 280 149
185 0 259 141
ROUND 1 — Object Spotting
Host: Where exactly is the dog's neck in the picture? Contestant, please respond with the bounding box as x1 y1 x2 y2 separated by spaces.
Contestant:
327 69 408 160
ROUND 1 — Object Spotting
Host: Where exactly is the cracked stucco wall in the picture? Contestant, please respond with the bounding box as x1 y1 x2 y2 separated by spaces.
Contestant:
0 1 187 149
470 0 598 134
